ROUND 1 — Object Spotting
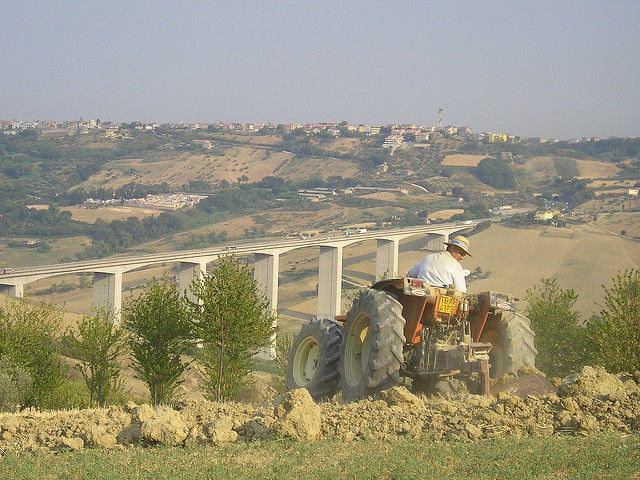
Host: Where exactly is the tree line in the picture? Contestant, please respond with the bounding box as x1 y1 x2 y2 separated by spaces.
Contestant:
525 269 640 378
0 256 275 411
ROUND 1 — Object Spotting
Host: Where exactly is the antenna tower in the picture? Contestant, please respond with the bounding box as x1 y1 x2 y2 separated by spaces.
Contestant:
438 108 443 127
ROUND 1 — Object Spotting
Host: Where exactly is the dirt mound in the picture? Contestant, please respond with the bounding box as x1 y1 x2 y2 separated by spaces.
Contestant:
558 366 632 398
273 389 321 441
0 367 638 453
492 367 556 397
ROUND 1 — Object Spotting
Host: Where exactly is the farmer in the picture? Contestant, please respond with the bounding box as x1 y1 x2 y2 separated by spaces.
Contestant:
407 235 471 292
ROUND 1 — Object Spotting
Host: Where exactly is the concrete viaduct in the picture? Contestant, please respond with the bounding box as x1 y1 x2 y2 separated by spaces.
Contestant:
0 221 475 335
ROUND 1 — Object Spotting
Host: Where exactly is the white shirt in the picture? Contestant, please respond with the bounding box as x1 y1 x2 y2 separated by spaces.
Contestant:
407 251 467 293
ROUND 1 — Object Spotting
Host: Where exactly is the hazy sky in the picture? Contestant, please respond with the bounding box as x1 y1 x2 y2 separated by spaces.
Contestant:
2 1 639 138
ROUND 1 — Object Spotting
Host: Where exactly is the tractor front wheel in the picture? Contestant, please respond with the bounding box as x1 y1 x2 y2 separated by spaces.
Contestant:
480 310 537 378
286 318 343 400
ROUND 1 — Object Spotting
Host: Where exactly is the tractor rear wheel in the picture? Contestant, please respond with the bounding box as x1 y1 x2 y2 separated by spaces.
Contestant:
286 318 343 400
480 310 537 378
339 289 406 401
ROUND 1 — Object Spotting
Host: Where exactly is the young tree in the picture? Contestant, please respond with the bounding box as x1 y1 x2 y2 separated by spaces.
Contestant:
65 306 128 407
525 278 591 378
188 255 276 401
588 268 640 373
0 301 65 407
124 276 193 405
0 356 33 412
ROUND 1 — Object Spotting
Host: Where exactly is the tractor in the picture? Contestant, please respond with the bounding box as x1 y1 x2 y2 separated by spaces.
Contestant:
286 277 537 401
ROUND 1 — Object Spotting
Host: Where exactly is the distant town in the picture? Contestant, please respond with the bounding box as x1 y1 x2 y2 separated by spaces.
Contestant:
2 118 633 147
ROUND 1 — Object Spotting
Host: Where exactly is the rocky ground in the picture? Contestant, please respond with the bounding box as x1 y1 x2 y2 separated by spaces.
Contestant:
1 366 639 454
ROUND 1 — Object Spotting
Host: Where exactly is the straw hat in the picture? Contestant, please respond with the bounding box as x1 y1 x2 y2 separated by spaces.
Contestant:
444 235 472 256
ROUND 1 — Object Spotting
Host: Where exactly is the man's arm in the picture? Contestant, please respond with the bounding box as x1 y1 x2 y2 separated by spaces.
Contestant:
451 264 467 293
407 263 420 278
407 258 424 279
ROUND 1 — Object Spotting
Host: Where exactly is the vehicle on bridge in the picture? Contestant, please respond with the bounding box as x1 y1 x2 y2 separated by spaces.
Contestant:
1 268 15 275
286 277 536 400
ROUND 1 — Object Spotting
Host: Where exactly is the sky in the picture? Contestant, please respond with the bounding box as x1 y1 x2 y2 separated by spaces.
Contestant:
1 1 639 139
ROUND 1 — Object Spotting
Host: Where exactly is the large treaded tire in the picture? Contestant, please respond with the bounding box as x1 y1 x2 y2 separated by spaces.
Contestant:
286 318 343 401
339 289 406 401
480 310 537 378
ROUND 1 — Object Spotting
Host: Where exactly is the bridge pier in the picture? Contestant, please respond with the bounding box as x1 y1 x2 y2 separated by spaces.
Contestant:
376 238 399 280
93 271 123 324
426 232 449 251
318 245 343 320
178 260 208 302
0 283 24 298
253 253 280 359
253 253 280 311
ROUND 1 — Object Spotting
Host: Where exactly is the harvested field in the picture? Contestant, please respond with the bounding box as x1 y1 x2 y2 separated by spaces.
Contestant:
587 179 636 188
427 209 464 221
441 154 487 167
595 188 628 196
79 146 358 190
596 212 640 238
0 366 638 454
576 159 619 178
0 236 92 268
520 156 618 183
359 192 402 201
62 205 159 223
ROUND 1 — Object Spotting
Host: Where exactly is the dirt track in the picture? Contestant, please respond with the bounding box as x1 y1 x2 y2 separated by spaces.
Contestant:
1 367 638 454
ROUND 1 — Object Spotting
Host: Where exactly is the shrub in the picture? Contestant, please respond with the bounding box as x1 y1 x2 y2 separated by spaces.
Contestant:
0 356 33 412
124 276 193 405
588 269 640 373
525 278 592 378
64 306 128 407
0 301 65 407
46 378 90 410
275 332 293 391
188 255 276 401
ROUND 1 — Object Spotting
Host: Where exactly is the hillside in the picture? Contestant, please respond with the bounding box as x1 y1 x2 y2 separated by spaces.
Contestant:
1 127 639 325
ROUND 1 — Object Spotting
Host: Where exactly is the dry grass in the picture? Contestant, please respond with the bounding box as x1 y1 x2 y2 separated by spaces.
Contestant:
587 179 636 188
521 156 618 183
0 236 92 267
441 154 488 167
310 137 360 154
575 159 619 178
595 212 640 238
595 189 627 196
359 192 403 201
80 146 359 190
427 209 464 221
275 155 358 180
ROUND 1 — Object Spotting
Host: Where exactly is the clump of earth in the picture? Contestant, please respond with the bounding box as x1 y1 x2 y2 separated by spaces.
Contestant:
1 366 638 454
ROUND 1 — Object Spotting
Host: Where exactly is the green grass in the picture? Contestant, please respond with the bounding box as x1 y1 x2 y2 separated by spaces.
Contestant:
2 434 638 480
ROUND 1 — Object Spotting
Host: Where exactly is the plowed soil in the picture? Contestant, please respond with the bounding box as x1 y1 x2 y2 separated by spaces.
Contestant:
1 367 638 454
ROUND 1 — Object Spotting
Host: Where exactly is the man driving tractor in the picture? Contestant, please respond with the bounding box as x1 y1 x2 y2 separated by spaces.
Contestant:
407 235 471 292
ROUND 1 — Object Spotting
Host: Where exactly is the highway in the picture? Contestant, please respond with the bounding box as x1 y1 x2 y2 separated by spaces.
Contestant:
0 220 479 279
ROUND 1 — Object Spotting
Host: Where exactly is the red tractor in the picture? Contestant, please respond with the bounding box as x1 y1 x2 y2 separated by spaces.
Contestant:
287 277 537 401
